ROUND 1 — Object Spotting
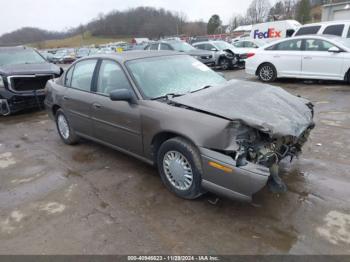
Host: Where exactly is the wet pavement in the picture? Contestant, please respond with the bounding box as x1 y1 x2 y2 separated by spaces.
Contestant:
0 70 349 254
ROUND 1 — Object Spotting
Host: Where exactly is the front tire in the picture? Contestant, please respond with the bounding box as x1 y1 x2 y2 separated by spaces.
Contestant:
55 109 79 145
257 63 277 82
157 137 203 200
219 57 231 70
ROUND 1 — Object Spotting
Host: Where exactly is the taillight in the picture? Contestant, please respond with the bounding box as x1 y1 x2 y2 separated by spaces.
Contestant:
246 53 255 58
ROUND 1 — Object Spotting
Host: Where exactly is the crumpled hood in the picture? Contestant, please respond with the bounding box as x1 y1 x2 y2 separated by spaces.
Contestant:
170 80 314 138
0 63 61 76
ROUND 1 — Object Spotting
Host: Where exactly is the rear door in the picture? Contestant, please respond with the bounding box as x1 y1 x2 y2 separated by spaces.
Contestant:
264 38 303 77
91 59 143 155
62 59 98 136
301 38 344 79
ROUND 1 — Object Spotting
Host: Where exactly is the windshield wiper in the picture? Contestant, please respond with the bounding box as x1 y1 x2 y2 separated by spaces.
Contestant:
191 85 211 93
151 93 184 100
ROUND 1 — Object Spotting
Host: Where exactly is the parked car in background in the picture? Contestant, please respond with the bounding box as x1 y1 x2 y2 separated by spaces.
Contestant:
293 20 350 38
245 35 350 83
145 40 215 66
189 36 209 44
45 51 314 201
0 46 62 115
76 48 90 59
98 47 115 54
193 40 239 70
52 49 76 64
39 50 55 63
232 39 268 62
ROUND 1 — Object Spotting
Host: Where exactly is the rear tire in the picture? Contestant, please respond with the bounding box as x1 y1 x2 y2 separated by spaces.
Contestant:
157 137 204 200
55 109 79 145
257 63 277 82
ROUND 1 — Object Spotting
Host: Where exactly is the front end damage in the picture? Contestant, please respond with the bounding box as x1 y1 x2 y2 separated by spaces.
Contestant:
0 74 55 115
170 80 315 201
199 119 314 202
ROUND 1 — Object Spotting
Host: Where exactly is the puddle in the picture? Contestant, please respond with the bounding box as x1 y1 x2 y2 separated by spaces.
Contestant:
39 202 66 214
0 210 25 234
0 152 16 169
11 173 43 184
72 152 95 163
317 210 350 245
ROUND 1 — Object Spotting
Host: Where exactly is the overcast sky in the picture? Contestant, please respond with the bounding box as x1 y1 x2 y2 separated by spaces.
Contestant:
1 0 278 35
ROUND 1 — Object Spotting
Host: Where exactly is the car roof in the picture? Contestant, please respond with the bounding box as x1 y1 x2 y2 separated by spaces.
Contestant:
299 20 350 27
84 50 185 63
287 34 344 40
193 40 226 45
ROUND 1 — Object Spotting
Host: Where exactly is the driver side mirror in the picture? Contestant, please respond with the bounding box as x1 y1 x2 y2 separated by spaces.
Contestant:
110 89 134 103
328 46 341 53
211 48 218 51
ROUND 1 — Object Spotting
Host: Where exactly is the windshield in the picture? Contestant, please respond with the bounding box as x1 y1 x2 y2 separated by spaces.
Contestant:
0 49 46 66
214 41 233 50
254 39 267 47
127 55 226 99
337 38 350 49
170 42 195 52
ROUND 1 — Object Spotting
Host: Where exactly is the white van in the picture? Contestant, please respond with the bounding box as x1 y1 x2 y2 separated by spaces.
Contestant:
250 20 301 42
293 20 350 38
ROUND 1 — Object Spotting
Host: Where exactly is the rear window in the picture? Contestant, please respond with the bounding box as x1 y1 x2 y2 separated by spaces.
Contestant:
323 24 344 36
295 26 321 36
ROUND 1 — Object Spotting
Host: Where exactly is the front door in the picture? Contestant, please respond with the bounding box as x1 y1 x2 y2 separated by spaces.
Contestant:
62 59 98 136
91 59 143 155
301 38 344 80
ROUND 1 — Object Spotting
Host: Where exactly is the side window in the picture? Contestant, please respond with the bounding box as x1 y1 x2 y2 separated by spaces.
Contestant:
233 42 244 48
323 24 344 36
71 59 97 92
65 66 74 87
348 27 350 38
160 43 173 50
194 44 205 50
304 39 335 52
96 60 131 95
244 41 258 48
295 26 321 36
268 39 302 51
150 44 159 50
205 44 215 51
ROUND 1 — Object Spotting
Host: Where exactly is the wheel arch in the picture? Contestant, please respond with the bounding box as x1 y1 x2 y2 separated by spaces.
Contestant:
52 104 61 116
255 62 276 76
345 68 350 83
150 131 198 164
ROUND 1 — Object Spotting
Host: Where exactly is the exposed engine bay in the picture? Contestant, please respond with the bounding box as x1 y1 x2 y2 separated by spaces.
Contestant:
231 123 314 192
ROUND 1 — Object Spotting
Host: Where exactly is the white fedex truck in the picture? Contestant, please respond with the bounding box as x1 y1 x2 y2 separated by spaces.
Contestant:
250 20 301 42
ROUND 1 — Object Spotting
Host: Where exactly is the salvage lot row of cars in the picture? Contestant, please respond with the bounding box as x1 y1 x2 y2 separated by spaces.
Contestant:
1 22 350 202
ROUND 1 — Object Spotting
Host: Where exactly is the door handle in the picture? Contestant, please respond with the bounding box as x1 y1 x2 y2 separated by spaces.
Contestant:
63 96 70 101
92 103 102 109
273 55 280 58
304 56 312 59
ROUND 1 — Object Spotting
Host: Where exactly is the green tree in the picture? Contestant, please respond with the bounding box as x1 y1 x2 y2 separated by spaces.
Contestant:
295 0 311 24
207 14 222 34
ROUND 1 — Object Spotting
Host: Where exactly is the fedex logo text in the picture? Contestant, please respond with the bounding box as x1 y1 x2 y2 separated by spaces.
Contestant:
253 28 282 39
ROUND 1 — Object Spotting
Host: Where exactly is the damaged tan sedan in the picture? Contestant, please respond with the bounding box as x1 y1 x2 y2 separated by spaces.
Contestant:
45 51 314 202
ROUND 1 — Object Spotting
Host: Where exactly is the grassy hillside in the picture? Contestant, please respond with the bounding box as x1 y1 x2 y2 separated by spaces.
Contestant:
31 32 131 49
